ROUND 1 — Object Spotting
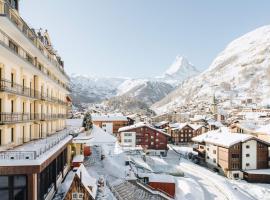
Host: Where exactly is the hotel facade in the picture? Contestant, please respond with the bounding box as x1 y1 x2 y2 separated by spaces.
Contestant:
0 0 72 200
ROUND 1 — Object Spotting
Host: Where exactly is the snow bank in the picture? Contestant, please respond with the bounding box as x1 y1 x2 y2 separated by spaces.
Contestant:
175 177 204 200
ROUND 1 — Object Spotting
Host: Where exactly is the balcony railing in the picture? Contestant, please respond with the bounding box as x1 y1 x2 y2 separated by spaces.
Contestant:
0 129 73 160
0 28 71 92
0 112 69 124
0 78 40 99
0 112 30 123
0 0 70 82
0 79 69 106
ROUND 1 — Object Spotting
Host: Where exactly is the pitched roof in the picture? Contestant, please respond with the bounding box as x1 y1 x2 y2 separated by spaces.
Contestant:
192 127 254 148
118 122 170 136
92 114 128 121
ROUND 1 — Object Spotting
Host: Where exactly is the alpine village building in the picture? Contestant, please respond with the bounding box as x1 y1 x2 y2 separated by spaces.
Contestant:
118 122 170 156
192 127 270 183
0 1 72 200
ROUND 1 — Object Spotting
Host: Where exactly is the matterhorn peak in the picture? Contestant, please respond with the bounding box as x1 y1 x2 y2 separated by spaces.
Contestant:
165 56 192 75
161 55 199 84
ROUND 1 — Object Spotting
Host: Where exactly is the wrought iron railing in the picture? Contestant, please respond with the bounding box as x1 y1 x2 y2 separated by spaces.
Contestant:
0 112 69 124
0 112 30 123
0 79 69 106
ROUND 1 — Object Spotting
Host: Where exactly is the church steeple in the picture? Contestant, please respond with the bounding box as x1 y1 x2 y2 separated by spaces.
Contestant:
211 93 217 114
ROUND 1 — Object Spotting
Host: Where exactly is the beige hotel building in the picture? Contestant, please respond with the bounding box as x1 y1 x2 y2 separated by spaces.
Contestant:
0 0 73 200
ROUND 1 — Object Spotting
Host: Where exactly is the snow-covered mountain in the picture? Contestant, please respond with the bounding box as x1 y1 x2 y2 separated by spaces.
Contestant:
70 56 198 106
152 25 270 114
156 56 200 85
116 79 174 105
70 74 127 104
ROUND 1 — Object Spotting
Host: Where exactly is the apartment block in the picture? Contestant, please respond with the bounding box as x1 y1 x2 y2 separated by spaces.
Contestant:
193 127 270 183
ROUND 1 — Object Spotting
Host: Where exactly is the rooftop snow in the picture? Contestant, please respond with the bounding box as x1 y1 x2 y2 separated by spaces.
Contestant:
0 129 73 165
118 122 170 136
148 173 175 183
192 127 254 148
92 114 128 121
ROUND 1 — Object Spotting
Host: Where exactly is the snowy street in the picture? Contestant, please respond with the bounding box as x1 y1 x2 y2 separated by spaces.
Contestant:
167 146 270 200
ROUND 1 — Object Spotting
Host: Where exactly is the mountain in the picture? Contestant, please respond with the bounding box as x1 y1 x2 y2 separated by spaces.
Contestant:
70 74 126 105
156 56 200 85
152 25 270 114
117 79 174 105
70 56 199 107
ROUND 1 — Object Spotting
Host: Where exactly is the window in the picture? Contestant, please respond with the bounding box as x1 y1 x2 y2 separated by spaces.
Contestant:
124 132 132 137
233 173 239 179
26 53 33 64
207 156 209 159
9 40 18 53
246 145 250 149
11 73 14 87
213 150 216 154
246 163 250 167
232 154 239 159
11 100 14 113
246 154 250 157
213 158 216 163
11 128 14 143
0 175 27 200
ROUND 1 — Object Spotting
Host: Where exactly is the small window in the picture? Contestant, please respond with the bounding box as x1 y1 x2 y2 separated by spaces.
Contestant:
246 163 250 167
213 150 216 154
233 173 239 179
246 145 250 149
246 154 250 157
207 156 209 159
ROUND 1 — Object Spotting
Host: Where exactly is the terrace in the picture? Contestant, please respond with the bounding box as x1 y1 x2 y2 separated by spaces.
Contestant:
0 128 74 163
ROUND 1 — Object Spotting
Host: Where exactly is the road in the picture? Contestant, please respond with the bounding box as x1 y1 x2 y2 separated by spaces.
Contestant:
166 147 255 200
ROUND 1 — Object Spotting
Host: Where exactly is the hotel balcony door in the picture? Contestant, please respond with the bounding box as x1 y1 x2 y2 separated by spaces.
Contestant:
39 124 42 138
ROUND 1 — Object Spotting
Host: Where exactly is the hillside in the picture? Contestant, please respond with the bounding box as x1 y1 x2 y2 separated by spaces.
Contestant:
152 25 270 114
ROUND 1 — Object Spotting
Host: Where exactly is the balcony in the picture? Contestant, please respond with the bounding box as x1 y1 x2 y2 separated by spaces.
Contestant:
0 112 30 124
0 78 40 99
0 128 73 160
0 112 69 124
0 28 71 92
0 0 70 81
0 79 69 106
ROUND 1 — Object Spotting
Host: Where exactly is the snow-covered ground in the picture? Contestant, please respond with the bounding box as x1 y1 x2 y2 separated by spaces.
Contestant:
168 145 270 200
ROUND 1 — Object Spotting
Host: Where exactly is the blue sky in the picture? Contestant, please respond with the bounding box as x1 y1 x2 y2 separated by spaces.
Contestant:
20 0 270 78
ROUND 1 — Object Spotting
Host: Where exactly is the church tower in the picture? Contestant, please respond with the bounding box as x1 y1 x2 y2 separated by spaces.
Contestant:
211 93 218 114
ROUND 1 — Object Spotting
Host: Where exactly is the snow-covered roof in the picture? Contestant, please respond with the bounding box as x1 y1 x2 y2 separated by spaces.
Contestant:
207 119 223 127
76 164 97 198
170 123 188 131
148 174 175 183
72 155 84 163
66 118 83 127
189 124 204 130
154 121 169 127
192 127 254 148
244 169 270 175
0 129 73 165
92 114 128 121
87 125 117 145
118 122 170 136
